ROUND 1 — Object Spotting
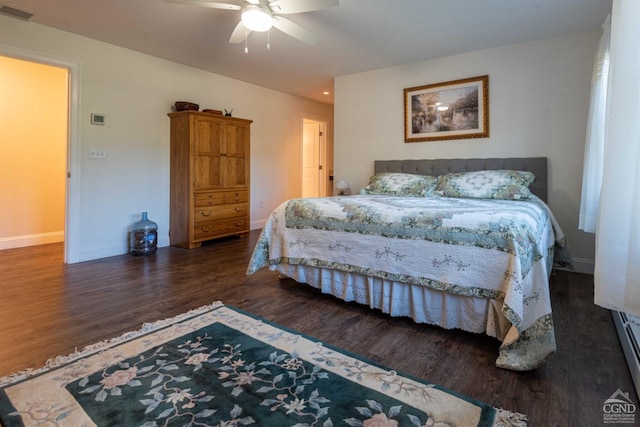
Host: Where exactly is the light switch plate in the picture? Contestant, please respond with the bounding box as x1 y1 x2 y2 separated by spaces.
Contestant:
89 148 107 159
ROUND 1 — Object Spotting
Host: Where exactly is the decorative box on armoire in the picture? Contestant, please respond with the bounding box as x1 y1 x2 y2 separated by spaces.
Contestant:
168 111 252 249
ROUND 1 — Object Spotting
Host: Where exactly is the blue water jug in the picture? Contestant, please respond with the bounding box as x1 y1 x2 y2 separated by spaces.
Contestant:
130 212 158 255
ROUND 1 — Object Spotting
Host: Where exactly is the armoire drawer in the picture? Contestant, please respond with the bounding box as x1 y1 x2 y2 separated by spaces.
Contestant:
223 190 248 204
194 217 248 240
194 190 248 206
194 203 247 223
194 192 224 207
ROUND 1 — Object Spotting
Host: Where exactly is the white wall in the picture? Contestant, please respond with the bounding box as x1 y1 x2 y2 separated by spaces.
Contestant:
334 31 600 274
0 15 333 262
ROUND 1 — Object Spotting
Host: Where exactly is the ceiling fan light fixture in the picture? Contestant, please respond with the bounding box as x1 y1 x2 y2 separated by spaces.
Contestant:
242 5 273 32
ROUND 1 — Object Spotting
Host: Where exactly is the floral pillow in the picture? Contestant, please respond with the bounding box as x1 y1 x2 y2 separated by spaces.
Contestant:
434 169 535 200
359 172 438 197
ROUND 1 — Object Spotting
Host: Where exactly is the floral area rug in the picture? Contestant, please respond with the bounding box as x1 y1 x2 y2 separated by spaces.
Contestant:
0 302 527 426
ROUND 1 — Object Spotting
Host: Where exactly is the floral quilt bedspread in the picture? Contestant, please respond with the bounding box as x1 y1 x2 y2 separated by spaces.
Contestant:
247 195 572 370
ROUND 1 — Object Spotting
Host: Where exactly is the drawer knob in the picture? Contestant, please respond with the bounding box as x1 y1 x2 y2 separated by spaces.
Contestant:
200 210 212 217
200 225 213 233
234 220 245 227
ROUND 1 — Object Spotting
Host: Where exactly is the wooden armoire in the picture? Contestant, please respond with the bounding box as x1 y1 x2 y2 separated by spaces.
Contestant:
168 111 252 249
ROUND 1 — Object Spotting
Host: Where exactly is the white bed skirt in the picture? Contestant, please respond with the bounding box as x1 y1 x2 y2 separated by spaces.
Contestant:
274 263 514 342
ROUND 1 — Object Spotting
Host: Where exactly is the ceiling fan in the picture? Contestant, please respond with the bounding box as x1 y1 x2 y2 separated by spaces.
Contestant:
165 0 339 46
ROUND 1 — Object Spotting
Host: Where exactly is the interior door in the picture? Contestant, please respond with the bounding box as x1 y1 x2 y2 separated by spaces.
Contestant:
302 121 320 197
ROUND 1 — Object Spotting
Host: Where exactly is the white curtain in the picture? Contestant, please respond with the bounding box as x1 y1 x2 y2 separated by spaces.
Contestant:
578 15 610 233
593 0 640 315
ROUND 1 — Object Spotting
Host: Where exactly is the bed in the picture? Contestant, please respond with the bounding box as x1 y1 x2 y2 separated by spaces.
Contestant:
247 157 572 371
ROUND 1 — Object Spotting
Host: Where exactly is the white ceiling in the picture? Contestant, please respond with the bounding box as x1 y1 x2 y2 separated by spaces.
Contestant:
2 0 611 104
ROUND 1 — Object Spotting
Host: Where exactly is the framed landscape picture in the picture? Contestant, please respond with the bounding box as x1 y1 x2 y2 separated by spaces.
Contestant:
404 75 489 142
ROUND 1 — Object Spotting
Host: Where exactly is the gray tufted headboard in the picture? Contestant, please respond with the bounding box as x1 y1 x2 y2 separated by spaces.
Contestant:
374 157 548 202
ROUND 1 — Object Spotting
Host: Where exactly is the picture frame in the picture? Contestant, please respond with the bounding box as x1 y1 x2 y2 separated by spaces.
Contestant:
404 75 489 142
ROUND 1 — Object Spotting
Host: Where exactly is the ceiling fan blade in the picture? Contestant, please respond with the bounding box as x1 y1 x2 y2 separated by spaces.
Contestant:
272 16 318 45
229 21 251 43
164 0 241 10
269 0 339 14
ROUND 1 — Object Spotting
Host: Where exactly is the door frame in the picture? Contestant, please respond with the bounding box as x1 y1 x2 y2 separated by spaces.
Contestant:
300 113 328 197
0 43 81 263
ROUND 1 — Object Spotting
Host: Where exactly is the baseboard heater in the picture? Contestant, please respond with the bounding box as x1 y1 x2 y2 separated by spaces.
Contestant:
613 311 640 398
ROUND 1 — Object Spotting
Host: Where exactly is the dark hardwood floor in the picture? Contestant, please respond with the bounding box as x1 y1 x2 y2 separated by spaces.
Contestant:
0 231 636 426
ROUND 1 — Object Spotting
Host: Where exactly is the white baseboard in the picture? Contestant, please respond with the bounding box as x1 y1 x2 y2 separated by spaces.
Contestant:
251 219 267 231
76 236 170 263
0 231 64 250
78 242 127 262
562 257 594 275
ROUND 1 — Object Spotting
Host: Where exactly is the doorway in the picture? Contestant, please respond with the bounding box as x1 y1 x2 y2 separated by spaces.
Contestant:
0 55 67 252
301 117 327 198
0 44 81 263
